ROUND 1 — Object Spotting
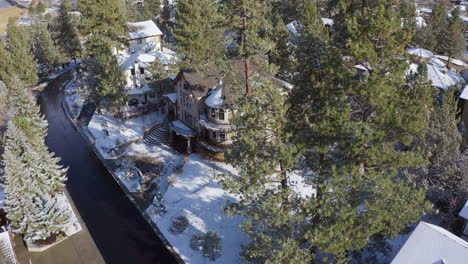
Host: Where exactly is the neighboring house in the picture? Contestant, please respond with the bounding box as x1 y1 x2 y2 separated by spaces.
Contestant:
460 200 468 241
163 61 292 158
115 20 177 116
127 20 163 53
391 221 468 264
435 55 468 73
407 48 466 91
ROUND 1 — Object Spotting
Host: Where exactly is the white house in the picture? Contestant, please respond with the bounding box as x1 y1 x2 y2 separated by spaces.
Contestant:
391 221 468 264
116 20 178 109
127 20 163 53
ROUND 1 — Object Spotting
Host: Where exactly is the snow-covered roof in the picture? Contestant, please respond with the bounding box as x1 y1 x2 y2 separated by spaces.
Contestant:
285 20 301 37
435 55 468 67
127 20 163 39
171 120 196 136
419 8 433 14
126 85 152 95
408 47 434 59
162 93 177 103
205 88 224 109
137 53 156 64
416 16 427 28
460 86 468 100
408 63 464 90
427 64 465 90
321 17 334 26
430 57 446 68
460 200 468 220
391 222 468 264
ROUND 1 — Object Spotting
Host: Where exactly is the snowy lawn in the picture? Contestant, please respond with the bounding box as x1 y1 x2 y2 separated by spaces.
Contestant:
88 110 166 159
146 154 249 264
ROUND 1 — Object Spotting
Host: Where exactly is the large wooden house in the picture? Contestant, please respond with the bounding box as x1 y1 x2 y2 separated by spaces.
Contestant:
162 61 292 159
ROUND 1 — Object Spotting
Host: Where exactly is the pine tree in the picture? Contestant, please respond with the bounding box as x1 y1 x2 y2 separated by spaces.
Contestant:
289 0 433 261
36 1 46 14
6 20 38 87
80 0 127 109
0 40 15 87
268 14 293 78
1 78 71 242
142 0 161 20
221 0 274 96
29 24 66 73
413 23 436 51
173 0 226 71
79 0 128 56
410 86 464 197
50 0 82 61
430 2 450 54
444 7 466 67
223 79 311 263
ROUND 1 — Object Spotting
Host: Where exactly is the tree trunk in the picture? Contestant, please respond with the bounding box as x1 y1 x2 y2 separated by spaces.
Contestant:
447 55 452 71
241 1 252 97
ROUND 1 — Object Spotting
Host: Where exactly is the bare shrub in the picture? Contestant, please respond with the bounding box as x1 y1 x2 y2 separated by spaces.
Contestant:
169 216 189 234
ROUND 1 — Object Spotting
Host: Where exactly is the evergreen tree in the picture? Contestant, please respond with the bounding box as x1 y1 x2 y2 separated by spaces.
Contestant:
444 7 466 67
1 78 71 242
50 0 82 61
0 40 15 87
29 24 66 73
79 0 128 55
80 0 127 109
37 1 46 14
430 2 450 54
268 14 293 78
410 86 465 198
221 0 274 96
142 0 161 20
224 79 311 263
289 0 433 261
6 20 38 87
173 0 226 71
413 23 436 51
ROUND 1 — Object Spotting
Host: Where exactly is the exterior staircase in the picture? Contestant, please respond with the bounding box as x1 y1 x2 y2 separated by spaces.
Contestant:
143 119 170 146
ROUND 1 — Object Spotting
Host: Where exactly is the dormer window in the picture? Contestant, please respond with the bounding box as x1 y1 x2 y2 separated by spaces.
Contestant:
140 67 145 74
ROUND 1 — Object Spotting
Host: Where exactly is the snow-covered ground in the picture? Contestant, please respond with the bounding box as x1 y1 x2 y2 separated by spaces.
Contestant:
146 154 249 264
64 80 84 119
88 110 166 159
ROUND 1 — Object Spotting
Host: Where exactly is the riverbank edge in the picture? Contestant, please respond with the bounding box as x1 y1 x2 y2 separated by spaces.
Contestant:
61 82 185 264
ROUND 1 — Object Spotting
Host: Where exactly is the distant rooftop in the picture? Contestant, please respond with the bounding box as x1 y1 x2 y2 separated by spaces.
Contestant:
127 20 163 39
391 222 468 264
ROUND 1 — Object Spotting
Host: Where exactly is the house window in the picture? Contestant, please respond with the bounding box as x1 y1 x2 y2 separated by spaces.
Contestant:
131 68 135 75
219 133 226 142
140 67 145 74
137 39 143 44
211 108 216 118
219 109 225 121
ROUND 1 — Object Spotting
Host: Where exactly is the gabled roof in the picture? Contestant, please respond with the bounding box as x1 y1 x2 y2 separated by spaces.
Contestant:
127 20 163 39
408 47 434 59
391 222 468 264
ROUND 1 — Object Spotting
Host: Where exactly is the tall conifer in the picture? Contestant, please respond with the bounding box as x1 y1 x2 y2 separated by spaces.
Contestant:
173 0 225 71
